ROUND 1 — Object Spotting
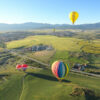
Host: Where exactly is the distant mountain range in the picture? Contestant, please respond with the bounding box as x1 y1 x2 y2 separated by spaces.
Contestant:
0 22 100 31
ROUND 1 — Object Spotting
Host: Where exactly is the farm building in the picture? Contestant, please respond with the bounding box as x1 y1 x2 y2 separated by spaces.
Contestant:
73 64 87 71
22 44 53 52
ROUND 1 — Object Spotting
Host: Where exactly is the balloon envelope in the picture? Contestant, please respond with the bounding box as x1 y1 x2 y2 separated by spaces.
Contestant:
51 61 69 80
22 64 28 68
16 64 22 69
69 11 79 24
22 64 28 71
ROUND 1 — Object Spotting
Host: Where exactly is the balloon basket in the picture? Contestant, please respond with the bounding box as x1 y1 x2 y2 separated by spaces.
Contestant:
58 78 62 82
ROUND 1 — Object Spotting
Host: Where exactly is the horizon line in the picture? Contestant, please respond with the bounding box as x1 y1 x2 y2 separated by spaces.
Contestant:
0 21 100 25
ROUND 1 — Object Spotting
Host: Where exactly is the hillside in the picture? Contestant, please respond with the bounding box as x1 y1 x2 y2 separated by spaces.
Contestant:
6 35 100 54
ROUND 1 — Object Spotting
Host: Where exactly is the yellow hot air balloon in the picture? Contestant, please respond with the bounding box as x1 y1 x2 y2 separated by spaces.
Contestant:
69 11 79 24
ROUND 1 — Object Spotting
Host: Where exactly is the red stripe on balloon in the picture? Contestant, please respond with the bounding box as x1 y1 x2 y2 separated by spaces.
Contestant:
22 64 28 68
16 64 22 69
52 61 60 78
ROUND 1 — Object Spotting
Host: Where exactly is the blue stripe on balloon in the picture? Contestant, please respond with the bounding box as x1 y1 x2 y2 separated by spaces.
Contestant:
58 62 67 78
62 63 66 77
58 62 63 78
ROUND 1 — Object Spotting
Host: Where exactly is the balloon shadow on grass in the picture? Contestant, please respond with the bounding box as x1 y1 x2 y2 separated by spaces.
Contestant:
26 72 71 83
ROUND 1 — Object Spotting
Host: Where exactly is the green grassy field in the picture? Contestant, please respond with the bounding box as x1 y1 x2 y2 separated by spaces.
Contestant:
26 50 55 64
0 69 100 100
6 35 100 54
0 50 100 100
6 35 81 51
0 74 23 100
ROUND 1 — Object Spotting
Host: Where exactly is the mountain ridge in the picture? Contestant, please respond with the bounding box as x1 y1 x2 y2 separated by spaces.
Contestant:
0 22 100 31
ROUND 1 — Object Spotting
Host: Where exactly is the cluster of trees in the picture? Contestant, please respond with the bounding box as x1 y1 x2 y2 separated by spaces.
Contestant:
0 41 6 48
69 51 98 66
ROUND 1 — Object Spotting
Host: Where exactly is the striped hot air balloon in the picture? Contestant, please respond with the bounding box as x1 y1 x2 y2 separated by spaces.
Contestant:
51 61 69 81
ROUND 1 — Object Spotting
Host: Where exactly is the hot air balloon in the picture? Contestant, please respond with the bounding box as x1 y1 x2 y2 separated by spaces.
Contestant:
16 64 22 69
69 11 79 24
22 64 28 71
51 61 69 81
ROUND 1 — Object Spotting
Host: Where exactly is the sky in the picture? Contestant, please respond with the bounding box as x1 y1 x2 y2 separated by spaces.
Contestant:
0 0 100 24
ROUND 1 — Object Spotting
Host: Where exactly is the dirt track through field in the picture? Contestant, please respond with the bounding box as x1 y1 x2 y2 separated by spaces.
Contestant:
19 74 28 100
